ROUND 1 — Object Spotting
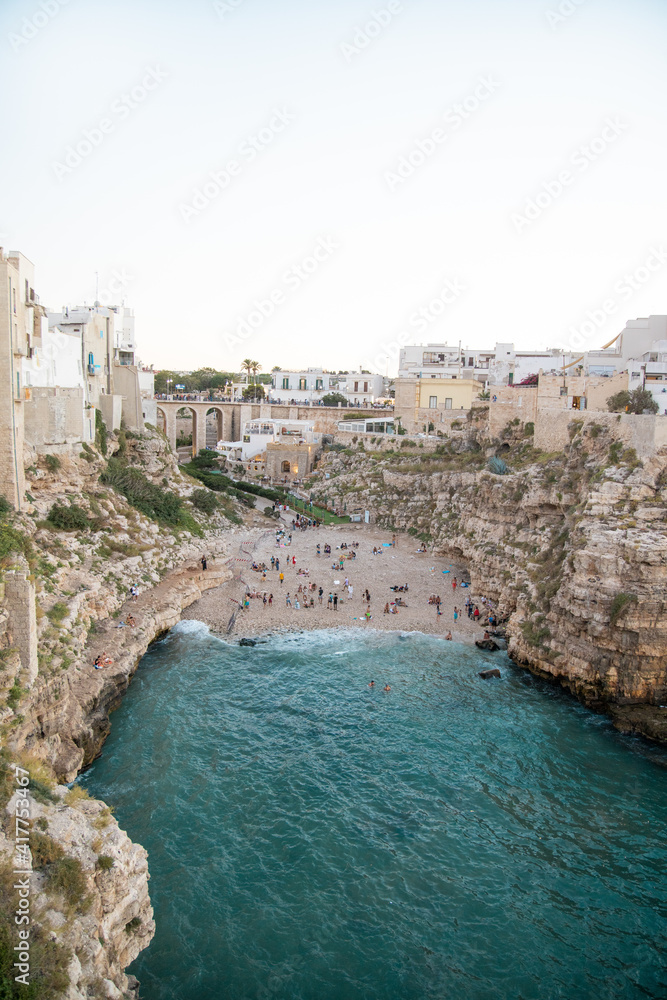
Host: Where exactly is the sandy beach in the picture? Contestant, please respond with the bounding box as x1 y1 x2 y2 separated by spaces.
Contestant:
182 518 495 644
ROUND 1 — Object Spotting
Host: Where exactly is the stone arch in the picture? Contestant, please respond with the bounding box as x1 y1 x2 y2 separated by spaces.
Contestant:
281 460 291 474
206 406 225 448
156 405 176 454
174 406 200 459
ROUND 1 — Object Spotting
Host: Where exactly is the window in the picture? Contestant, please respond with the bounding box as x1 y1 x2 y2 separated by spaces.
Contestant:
316 378 323 390
281 461 291 473
282 378 289 390
444 398 453 409
429 395 438 409
299 378 307 390
468 357 474 366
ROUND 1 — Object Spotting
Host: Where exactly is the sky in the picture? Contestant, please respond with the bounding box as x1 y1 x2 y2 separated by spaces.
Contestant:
1 0 666 375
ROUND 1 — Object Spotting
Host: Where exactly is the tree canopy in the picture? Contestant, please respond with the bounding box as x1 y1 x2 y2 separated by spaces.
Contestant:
607 387 659 414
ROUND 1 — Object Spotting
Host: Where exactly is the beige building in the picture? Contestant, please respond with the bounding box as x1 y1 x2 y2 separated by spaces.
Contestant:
0 251 36 507
487 370 630 439
265 441 320 482
394 375 483 432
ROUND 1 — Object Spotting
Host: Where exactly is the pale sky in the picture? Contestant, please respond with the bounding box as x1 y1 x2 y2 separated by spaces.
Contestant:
1 0 666 374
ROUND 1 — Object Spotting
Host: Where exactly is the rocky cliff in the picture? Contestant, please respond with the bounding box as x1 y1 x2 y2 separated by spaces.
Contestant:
310 418 667 742
0 424 251 997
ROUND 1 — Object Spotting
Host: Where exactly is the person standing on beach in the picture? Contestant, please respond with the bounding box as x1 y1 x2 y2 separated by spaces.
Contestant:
279 572 284 586
333 593 338 611
452 577 457 591
328 592 333 610
318 587 323 604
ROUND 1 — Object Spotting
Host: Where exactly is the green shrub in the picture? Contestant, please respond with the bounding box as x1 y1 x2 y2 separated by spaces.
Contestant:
6 680 22 711
125 916 142 932
524 422 534 436
101 459 183 526
488 457 508 475
44 454 61 472
46 503 91 532
31 832 64 869
95 410 108 456
521 619 551 648
610 592 637 624
190 490 219 515
45 857 90 910
46 602 68 625
97 855 114 871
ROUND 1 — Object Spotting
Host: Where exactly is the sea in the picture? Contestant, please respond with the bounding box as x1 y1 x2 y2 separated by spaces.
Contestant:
80 622 667 1000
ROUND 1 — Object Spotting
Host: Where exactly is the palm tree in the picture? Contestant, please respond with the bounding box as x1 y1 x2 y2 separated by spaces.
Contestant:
240 359 254 385
251 361 262 384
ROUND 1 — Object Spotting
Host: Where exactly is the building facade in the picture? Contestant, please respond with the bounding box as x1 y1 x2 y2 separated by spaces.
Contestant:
269 369 338 403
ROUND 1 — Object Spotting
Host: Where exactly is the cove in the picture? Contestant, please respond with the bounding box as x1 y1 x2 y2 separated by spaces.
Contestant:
81 623 667 1000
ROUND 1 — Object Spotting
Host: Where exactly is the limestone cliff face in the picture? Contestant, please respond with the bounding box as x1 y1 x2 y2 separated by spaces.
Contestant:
1 425 240 776
2 784 154 999
0 425 247 996
311 423 667 741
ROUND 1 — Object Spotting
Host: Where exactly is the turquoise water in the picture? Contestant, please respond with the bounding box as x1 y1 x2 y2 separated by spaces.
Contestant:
81 623 667 1000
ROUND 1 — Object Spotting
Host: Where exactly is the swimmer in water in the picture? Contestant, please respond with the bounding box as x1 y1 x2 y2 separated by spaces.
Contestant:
383 685 391 692
368 680 375 687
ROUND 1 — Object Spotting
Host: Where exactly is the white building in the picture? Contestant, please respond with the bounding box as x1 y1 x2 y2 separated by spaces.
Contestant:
337 416 395 435
269 369 338 403
111 305 136 366
217 418 320 462
22 320 84 390
337 373 384 405
398 342 570 387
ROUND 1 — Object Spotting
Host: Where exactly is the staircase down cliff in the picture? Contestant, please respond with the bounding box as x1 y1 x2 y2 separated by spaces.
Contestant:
310 420 667 742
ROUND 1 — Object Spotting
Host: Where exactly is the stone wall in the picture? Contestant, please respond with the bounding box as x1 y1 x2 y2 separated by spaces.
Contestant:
4 567 38 686
97 393 124 433
23 387 93 451
112 363 143 431
534 410 667 457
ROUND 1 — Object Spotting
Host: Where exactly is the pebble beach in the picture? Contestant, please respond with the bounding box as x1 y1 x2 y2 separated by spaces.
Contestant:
182 519 493 643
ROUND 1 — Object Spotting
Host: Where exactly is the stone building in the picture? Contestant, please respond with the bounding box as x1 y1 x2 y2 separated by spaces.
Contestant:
394 374 483 433
265 441 321 481
0 250 38 509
